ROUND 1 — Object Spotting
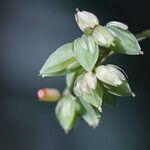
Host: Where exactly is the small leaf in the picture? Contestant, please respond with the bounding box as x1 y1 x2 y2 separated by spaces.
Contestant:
103 88 116 107
40 43 80 77
55 95 78 133
106 26 141 55
74 35 99 71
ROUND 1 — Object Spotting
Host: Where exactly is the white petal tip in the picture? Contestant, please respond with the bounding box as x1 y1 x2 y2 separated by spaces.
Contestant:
139 51 144 55
98 106 103 112
91 122 99 129
131 92 136 97
75 8 80 12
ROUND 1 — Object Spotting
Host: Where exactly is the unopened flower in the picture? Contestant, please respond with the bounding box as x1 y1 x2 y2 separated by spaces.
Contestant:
55 96 78 133
81 72 97 93
106 21 128 30
92 26 115 47
37 88 61 102
75 9 99 31
96 65 125 87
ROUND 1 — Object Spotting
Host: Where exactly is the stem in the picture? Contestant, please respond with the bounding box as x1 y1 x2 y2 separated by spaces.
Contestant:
135 29 150 42
97 49 111 64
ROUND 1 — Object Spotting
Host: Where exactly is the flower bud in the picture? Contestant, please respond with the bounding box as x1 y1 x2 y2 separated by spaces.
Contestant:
75 9 99 31
55 96 78 133
74 35 99 71
96 65 134 97
106 21 128 30
96 65 123 87
92 26 115 47
107 64 126 81
73 74 103 108
81 72 97 93
37 88 61 102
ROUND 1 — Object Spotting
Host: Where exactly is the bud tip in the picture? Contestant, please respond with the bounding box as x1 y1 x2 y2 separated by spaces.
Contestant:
75 8 80 12
98 106 103 112
131 92 136 97
139 51 144 55
37 89 45 100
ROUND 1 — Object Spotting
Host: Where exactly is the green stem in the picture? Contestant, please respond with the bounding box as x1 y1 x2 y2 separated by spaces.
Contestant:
96 49 111 65
135 29 150 42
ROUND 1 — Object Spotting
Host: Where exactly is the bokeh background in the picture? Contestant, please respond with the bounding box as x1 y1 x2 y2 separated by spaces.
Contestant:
0 0 150 150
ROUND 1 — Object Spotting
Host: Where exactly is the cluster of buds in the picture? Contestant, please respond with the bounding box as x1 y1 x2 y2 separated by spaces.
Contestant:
38 9 146 133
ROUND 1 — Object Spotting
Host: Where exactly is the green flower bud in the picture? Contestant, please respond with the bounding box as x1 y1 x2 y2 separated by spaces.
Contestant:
96 65 135 97
75 9 99 31
92 25 115 47
73 74 103 109
55 95 78 133
106 26 141 55
74 35 99 71
81 72 97 93
96 65 123 87
106 21 128 30
37 88 61 102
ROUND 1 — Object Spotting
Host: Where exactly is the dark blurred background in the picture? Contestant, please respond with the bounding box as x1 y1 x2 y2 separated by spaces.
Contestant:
0 0 149 150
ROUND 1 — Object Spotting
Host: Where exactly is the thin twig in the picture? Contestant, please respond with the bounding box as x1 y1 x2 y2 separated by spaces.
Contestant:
135 29 150 42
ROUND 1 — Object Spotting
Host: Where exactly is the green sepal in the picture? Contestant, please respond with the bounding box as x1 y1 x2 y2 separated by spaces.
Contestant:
106 26 141 55
39 43 81 77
